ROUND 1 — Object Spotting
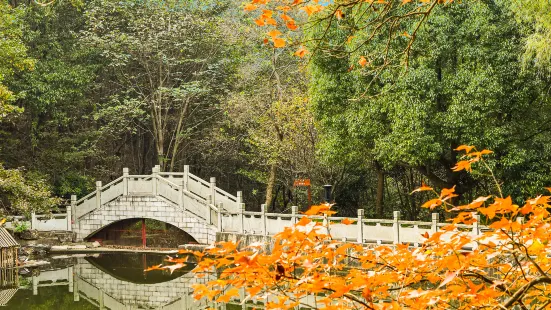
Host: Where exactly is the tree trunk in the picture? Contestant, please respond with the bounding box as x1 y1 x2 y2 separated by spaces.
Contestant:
265 163 277 211
374 162 385 218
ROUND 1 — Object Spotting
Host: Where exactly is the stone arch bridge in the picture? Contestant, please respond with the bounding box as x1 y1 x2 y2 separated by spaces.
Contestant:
72 165 241 244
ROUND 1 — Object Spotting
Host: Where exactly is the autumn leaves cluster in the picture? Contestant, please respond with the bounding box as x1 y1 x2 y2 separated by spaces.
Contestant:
146 145 551 308
243 0 456 66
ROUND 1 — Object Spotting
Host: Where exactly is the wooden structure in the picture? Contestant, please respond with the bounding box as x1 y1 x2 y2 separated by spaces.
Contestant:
0 228 18 269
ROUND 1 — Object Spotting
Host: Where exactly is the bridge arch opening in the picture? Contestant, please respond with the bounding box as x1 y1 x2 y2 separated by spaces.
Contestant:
86 218 198 248
85 253 195 284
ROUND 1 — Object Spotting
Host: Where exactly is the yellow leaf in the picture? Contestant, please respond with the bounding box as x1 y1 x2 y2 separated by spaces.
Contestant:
528 239 545 254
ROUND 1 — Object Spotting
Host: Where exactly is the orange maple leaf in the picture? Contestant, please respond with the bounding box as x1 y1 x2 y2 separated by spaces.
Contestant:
267 29 282 38
452 160 473 172
341 218 355 225
421 198 442 210
244 3 257 11
280 13 293 21
144 264 163 272
454 145 475 153
411 181 433 194
286 21 298 30
358 56 368 67
301 4 323 16
216 288 239 303
273 37 285 48
294 46 308 58
254 18 265 26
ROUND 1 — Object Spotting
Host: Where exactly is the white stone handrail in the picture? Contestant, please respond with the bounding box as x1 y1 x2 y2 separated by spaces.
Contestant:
68 165 488 246
4 212 71 231
218 206 487 246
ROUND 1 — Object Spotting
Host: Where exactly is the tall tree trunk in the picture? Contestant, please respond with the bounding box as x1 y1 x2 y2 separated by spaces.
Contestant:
265 163 277 211
374 162 385 218
169 99 190 172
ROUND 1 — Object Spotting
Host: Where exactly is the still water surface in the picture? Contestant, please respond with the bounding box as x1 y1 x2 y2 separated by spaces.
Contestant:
3 253 228 310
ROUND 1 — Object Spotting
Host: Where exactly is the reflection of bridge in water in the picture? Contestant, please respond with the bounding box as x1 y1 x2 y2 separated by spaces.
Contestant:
31 257 212 309
31 258 335 310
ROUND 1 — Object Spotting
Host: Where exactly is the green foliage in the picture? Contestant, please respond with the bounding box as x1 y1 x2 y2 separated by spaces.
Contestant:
309 1 551 215
508 0 551 74
14 221 29 233
0 163 59 215
81 0 234 171
0 1 34 119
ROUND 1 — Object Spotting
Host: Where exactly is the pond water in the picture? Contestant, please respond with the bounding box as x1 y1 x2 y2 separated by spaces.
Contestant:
2 253 240 310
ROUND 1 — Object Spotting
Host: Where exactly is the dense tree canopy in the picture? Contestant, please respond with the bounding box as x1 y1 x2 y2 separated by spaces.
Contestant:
1 0 551 219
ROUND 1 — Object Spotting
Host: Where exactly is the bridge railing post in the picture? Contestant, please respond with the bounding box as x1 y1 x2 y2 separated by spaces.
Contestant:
472 212 480 237
73 272 79 302
68 266 73 293
357 209 364 243
393 211 401 244
323 213 330 235
239 203 245 234
122 167 129 196
183 165 189 191
67 195 75 232
431 213 439 233
95 181 102 210
96 181 102 208
33 274 38 295
210 177 216 206
291 206 298 225
236 191 242 211
217 202 223 232
261 204 267 236
31 212 37 230
152 165 159 196
179 178 185 211
206 195 212 225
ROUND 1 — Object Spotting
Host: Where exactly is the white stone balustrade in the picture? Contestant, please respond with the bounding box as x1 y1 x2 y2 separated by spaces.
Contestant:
10 166 488 244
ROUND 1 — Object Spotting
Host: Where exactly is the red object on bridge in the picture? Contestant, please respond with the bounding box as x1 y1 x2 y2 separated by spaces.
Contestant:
141 218 146 248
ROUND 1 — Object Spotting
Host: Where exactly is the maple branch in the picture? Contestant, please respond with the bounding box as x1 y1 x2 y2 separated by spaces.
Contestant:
505 230 548 278
502 276 551 309
536 300 551 310
323 287 375 310
403 0 438 68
